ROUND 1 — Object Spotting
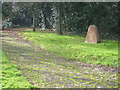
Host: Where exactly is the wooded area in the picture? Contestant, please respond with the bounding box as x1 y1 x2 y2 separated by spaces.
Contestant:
1 2 119 88
2 2 118 40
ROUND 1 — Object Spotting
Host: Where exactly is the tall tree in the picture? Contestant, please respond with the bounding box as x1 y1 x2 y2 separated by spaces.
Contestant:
0 1 2 29
2 2 118 39
2 2 13 30
53 2 64 35
17 2 45 31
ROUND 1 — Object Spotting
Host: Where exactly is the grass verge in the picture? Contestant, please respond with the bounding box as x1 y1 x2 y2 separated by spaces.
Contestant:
1 49 33 88
19 30 119 67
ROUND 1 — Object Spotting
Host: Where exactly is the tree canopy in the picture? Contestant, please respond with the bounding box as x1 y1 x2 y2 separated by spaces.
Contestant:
2 2 118 40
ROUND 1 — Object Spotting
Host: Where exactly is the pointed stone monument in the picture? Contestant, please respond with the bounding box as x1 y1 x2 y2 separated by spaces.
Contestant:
85 25 101 43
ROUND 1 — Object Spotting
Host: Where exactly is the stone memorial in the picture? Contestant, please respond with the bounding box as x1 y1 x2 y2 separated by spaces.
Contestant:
85 25 101 43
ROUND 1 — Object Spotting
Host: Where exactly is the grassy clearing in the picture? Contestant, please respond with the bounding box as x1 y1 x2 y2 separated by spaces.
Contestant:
20 31 118 67
1 49 33 88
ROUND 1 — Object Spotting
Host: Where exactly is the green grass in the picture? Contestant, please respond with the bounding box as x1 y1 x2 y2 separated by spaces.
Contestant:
19 30 119 67
1 49 33 88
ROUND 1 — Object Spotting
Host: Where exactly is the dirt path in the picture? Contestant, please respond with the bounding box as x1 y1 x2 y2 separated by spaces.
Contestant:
1 29 119 88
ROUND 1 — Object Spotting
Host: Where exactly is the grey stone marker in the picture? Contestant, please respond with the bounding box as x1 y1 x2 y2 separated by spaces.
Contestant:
85 25 101 43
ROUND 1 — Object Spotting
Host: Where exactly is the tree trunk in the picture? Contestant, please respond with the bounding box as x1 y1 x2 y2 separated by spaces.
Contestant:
2 26 4 30
33 14 35 32
56 7 63 35
43 11 51 29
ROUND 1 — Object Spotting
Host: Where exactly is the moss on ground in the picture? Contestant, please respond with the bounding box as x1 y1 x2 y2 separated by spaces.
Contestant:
1 31 119 88
20 31 118 67
1 49 33 88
